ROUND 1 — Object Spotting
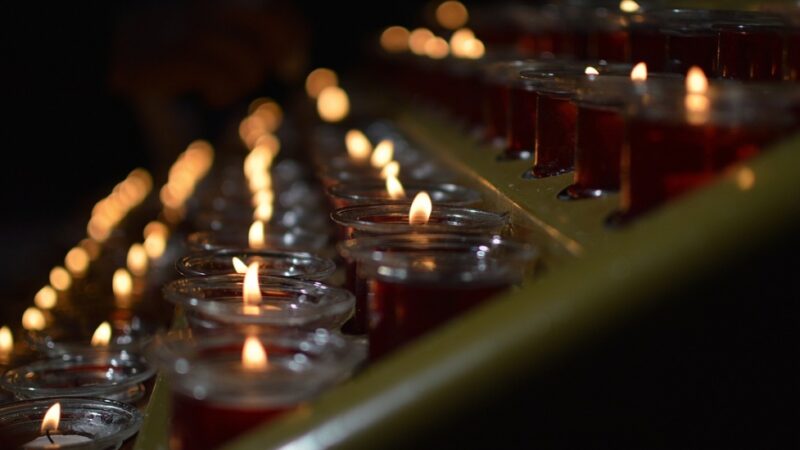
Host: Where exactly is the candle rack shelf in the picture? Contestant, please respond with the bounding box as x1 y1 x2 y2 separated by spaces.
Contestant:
133 100 800 449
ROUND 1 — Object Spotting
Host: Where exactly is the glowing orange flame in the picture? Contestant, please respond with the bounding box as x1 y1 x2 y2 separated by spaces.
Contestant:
232 257 248 274
686 66 708 94
436 1 469 30
685 66 710 125
462 38 485 59
380 26 410 53
34 286 57 310
127 244 148 276
370 140 394 169
243 262 262 315
619 0 641 13
249 221 265 250
252 190 274 207
345 129 372 163
631 62 647 81
0 326 13 354
424 37 450 59
253 201 274 221
242 336 268 371
41 402 61 433
91 321 111 347
386 176 407 200
144 233 167 259
22 307 46 331
49 267 72 292
409 192 433 225
585 66 600 76
65 247 89 278
381 161 400 179
409 28 434 55
305 68 338 99
113 268 133 303
317 86 350 123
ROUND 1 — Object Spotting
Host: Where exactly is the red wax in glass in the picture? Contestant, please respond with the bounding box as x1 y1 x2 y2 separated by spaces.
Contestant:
717 25 784 81
506 86 538 157
591 30 629 62
623 118 783 217
784 29 800 81
483 82 511 142
341 260 368 335
571 104 624 195
533 93 577 177
667 32 717 75
171 393 291 450
629 28 668 71
368 279 507 360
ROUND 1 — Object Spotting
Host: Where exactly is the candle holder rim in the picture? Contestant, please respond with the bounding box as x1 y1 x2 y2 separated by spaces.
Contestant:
330 204 508 233
186 228 329 253
326 181 481 206
175 248 336 280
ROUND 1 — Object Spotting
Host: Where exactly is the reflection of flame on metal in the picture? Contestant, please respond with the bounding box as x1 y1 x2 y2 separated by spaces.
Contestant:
91 321 111 347
409 192 433 225
22 307 46 331
34 286 57 310
242 336 268 371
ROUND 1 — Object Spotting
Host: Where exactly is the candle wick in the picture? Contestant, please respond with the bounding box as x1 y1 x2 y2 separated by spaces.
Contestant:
46 429 55 444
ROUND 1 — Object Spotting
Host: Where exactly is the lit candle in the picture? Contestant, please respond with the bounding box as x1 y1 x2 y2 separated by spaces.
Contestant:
345 129 372 164
408 191 432 225
23 402 91 449
243 263 262 315
385 176 406 200
91 322 111 347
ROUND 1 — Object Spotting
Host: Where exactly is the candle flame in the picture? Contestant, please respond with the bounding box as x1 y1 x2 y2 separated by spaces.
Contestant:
409 191 433 225
252 190 274 207
380 26 410 53
34 286 57 310
316 86 350 123
232 257 248 274
386 176 407 200
242 336 268 371
630 62 647 81
144 221 169 240
436 1 469 30
305 68 338 99
49 267 72 292
144 233 167 259
22 307 46 331
619 0 640 13
381 161 400 179
243 262 262 315
91 321 111 347
41 402 60 433
249 221 265 250
462 38 485 59
127 244 148 276
345 129 372 162
585 66 600 76
65 247 89 277
424 37 450 59
408 28 434 55
686 66 708 94
253 201 274 222
370 140 394 169
0 326 13 353
113 268 133 303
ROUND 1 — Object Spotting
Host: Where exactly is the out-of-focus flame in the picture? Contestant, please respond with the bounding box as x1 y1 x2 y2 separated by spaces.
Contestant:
249 221 265 250
243 262 262 315
254 201 274 222
686 66 708 94
127 244 148 276
113 268 133 303
381 161 400 179
249 98 283 134
737 167 755 191
91 321 111 347
630 62 647 81
22 307 46 331
409 192 433 225
346 129 372 163
41 402 61 433
305 68 338 99
144 233 167 260
450 28 474 56
619 0 641 13
317 86 350 123
65 247 89 278
242 336 268 371
232 257 248 274
380 26 410 53
409 28 434 55
0 326 13 354
436 1 469 30
585 66 600 76
252 190 274 207
370 140 394 169
34 286 57 310
685 66 710 125
462 38 485 59
144 221 169 240
49 267 72 292
386 176 407 200
424 37 450 59
79 239 101 261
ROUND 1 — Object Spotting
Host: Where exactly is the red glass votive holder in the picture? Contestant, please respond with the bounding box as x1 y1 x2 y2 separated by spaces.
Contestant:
787 27 800 81
163 275 354 332
716 21 786 81
176 249 336 281
326 181 481 210
345 234 537 360
621 82 799 219
481 61 520 146
149 329 363 450
662 9 720 75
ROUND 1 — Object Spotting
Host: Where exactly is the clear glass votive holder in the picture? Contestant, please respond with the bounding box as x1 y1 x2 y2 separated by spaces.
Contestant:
176 249 336 281
0 397 142 450
162 275 354 332
186 228 330 254
326 181 481 210
25 317 156 358
1 350 154 404
149 328 364 450
343 234 537 360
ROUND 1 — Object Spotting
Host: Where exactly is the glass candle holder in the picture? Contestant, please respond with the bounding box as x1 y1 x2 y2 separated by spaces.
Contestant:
0 397 142 450
25 316 156 358
482 60 519 146
787 26 800 81
662 9 721 75
1 350 154 404
715 15 787 81
621 82 799 219
186 228 330 254
192 207 330 234
149 329 364 450
344 234 537 360
326 181 481 209
176 249 336 281
628 12 668 71
163 275 354 332
317 160 454 189
330 204 508 239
